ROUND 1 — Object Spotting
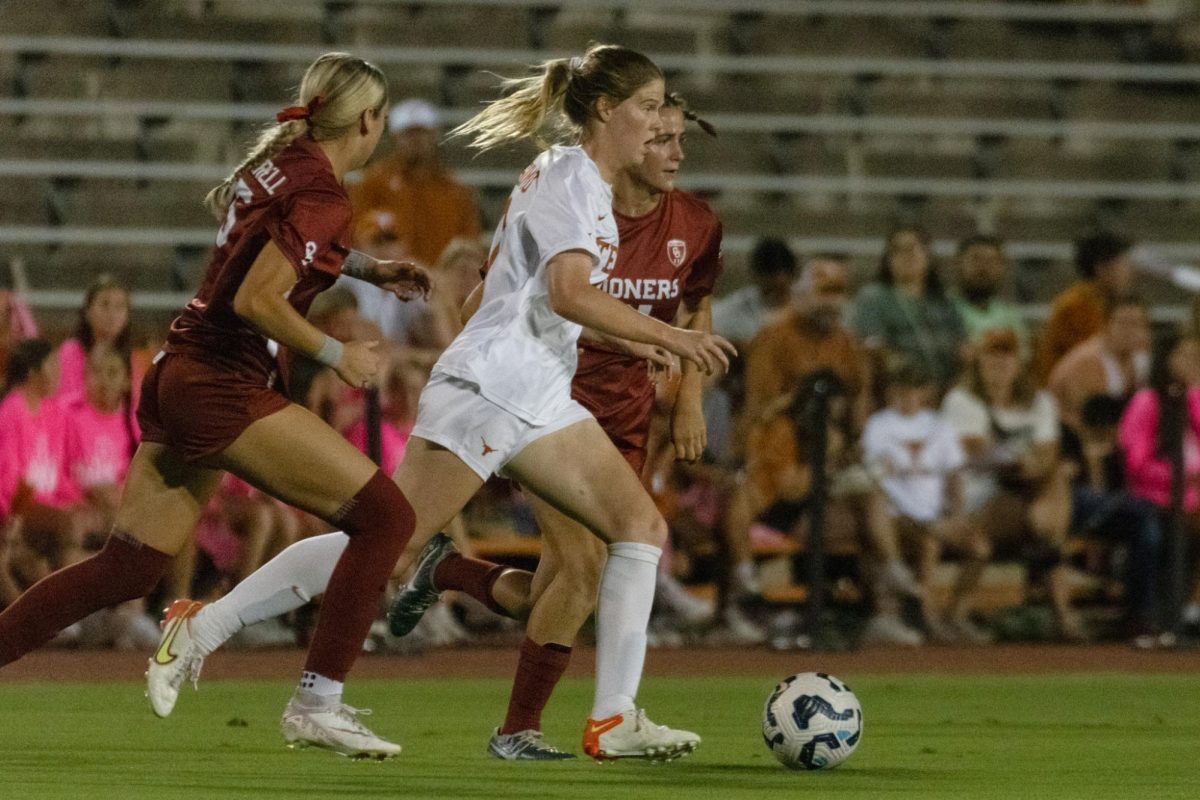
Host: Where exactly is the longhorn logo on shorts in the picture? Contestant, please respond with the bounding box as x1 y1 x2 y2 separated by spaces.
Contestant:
481 437 496 457
667 239 687 268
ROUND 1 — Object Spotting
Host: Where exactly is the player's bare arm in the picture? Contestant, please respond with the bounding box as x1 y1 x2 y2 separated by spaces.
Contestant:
342 250 431 301
232 240 379 388
546 250 735 376
670 295 712 461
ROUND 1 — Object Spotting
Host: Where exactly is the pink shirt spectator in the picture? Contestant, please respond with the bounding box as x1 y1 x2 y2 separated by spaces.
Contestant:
64 397 135 490
1118 387 1200 512
53 339 144 430
342 419 412 477
54 338 87 404
0 389 82 516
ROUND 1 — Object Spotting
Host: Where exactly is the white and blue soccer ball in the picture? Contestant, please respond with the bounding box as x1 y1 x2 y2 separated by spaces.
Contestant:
762 671 863 770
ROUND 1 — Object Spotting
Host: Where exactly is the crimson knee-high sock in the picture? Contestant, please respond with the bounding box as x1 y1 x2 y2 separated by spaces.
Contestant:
0 532 171 667
433 553 511 616
500 637 572 734
304 470 415 681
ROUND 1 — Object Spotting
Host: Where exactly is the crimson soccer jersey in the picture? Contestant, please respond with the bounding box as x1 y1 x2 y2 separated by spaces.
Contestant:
572 189 723 458
163 136 352 393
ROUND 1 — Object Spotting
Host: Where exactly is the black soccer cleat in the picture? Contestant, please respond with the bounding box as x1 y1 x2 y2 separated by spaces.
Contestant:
387 532 457 637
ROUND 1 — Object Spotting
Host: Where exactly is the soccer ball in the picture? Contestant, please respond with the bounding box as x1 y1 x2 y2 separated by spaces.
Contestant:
762 672 862 770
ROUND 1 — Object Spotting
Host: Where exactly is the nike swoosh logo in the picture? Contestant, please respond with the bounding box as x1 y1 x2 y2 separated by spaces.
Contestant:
587 717 623 737
153 616 185 666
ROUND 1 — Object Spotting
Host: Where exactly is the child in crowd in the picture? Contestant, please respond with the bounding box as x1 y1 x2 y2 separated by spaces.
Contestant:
863 357 990 644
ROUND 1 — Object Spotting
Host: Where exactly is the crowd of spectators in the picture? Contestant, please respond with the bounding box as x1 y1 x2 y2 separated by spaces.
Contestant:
2 104 1198 654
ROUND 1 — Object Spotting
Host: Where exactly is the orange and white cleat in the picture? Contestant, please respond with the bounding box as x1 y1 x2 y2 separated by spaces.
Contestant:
582 708 700 762
145 599 206 718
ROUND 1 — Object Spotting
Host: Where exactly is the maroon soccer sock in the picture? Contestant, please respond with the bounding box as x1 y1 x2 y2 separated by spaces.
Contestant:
304 470 415 682
433 553 511 616
0 531 171 668
499 637 572 735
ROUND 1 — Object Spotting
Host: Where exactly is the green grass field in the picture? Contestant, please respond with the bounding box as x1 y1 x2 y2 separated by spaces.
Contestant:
0 674 1196 800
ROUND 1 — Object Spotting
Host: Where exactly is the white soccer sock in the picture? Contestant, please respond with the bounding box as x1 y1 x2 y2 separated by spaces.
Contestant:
298 671 344 699
189 532 350 657
1183 602 1200 625
591 541 661 720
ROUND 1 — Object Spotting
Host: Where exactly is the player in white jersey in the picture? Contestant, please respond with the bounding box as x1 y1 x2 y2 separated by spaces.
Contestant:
148 43 734 762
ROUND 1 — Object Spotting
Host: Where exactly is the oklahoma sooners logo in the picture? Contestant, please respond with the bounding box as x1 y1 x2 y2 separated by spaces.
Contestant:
667 239 687 268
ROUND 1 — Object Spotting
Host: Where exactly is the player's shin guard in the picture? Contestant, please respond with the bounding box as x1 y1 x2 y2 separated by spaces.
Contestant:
0 531 172 667
304 471 415 682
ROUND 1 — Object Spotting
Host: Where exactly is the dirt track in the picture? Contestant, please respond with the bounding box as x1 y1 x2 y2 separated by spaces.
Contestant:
2 644 1199 683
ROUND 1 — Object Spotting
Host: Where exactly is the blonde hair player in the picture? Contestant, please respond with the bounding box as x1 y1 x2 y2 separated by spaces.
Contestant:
388 92 725 760
147 44 733 762
0 52 432 760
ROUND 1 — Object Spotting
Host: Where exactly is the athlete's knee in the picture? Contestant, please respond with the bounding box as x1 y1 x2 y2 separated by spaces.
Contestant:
336 470 416 545
601 496 668 548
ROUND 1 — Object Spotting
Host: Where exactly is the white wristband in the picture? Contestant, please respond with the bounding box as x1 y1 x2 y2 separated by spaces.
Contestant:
314 335 344 367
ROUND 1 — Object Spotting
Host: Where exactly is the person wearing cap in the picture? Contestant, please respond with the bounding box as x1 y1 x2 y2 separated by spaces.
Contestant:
942 327 1083 641
951 235 1031 362
349 98 481 270
1048 294 1150 434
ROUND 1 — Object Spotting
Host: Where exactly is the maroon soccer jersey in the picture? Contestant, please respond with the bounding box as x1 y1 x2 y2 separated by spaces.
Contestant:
572 189 723 457
163 136 352 393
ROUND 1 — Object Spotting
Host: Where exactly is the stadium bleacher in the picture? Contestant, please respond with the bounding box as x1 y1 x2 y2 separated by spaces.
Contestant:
2 0 1199 310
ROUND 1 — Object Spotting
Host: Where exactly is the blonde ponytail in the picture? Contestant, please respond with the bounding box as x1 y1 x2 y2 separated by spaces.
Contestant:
204 121 306 220
451 58 572 152
204 52 387 221
451 43 661 153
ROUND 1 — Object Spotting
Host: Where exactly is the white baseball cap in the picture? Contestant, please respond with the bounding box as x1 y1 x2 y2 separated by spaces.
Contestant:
388 99 440 132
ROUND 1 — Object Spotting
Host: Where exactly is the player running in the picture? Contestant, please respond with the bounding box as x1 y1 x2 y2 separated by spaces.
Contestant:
147 44 734 762
389 93 723 760
0 53 431 758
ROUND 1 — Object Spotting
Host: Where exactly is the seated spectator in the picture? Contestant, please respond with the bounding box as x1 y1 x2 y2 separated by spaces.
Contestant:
54 274 132 404
429 236 488 342
64 345 138 527
1036 232 1134 382
1061 394 1164 643
1118 330 1200 635
851 226 966 393
942 328 1082 640
712 237 797 347
339 223 456 353
863 357 990 644
951 235 1032 360
743 253 870 429
0 340 93 578
731 368 924 645
1048 295 1150 433
349 98 481 270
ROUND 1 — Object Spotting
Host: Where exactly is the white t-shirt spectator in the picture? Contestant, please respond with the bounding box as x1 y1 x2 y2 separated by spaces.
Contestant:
941 387 1059 512
863 407 966 522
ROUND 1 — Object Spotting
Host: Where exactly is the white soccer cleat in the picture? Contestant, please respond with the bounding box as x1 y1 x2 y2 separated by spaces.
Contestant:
280 694 402 760
145 599 206 718
582 708 701 762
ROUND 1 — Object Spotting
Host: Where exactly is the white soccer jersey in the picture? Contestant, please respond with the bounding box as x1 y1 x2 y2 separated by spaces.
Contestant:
434 145 618 425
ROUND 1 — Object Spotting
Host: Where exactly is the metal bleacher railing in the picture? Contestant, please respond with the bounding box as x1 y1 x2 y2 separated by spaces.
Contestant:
2 1 1199 309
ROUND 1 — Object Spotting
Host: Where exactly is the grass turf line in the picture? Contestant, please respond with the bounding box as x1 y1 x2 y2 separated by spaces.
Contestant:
0 675 1196 800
